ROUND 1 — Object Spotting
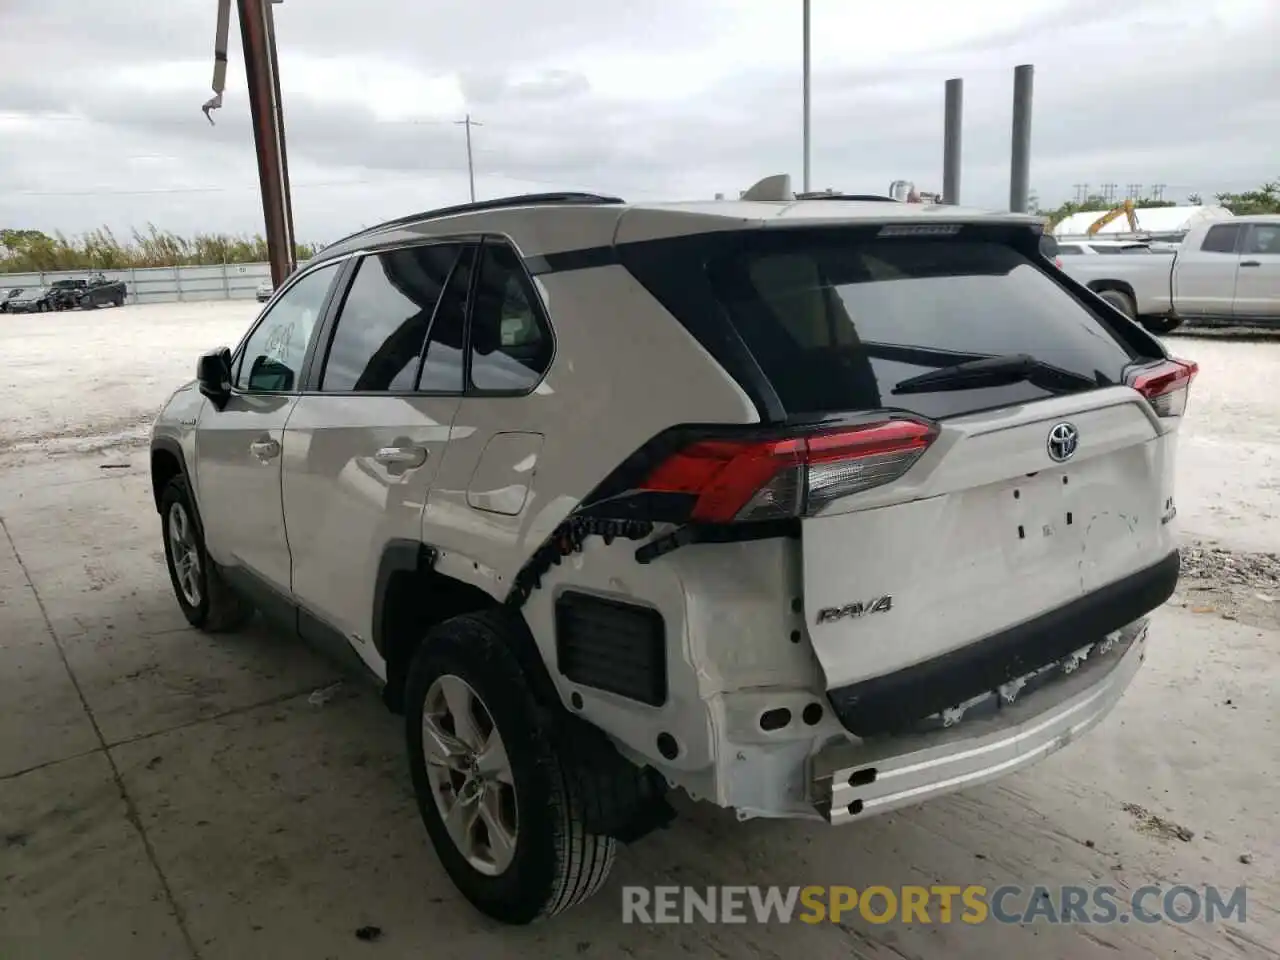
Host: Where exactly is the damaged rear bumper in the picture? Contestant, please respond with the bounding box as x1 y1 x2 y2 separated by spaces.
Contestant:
812 618 1147 824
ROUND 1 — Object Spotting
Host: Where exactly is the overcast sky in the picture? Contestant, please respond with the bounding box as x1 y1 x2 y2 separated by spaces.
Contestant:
1 0 1276 244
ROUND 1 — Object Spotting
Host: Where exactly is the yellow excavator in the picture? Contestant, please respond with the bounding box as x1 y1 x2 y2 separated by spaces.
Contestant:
1085 198 1141 236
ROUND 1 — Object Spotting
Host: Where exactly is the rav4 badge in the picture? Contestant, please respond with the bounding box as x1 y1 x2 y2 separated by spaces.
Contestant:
814 596 893 625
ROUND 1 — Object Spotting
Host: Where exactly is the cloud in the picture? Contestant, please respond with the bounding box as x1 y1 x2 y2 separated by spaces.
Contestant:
1 0 1276 242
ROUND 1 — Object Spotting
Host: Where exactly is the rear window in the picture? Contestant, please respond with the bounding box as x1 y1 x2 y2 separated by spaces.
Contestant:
626 230 1144 420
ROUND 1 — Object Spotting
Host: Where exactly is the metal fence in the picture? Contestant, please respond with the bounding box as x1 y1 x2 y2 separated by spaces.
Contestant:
0 261 312 304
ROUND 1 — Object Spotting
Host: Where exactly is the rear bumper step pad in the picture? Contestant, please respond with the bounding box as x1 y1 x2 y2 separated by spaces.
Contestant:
826 550 1179 737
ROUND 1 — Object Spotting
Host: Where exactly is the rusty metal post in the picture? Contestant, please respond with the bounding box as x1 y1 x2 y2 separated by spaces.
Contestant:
239 0 295 287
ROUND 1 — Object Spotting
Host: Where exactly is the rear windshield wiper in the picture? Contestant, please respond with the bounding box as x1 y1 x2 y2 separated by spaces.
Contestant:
891 353 1098 395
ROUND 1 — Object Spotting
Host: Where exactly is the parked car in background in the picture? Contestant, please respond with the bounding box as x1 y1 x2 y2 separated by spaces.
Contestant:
1054 214 1280 333
48 279 88 310
5 287 57 313
0 288 26 313
77 273 128 308
255 279 273 302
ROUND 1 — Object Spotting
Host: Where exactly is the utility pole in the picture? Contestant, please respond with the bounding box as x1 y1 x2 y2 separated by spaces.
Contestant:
1150 183 1167 201
455 114 482 203
1126 183 1143 201
1101 183 1117 203
802 0 812 193
1008 65 1034 213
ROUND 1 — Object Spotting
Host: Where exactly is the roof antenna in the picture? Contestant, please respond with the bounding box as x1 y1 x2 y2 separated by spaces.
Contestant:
740 174 794 202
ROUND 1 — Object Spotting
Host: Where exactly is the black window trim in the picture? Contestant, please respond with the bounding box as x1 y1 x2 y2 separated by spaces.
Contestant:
229 257 353 398
296 232 557 400
303 237 474 397
1200 222 1244 254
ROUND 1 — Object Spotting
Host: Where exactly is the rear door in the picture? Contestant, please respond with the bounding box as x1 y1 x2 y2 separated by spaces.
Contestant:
1233 222 1280 320
281 241 470 667
1174 222 1243 317
692 229 1178 691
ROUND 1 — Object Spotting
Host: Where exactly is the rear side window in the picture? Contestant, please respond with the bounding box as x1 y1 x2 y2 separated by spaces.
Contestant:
626 230 1142 420
320 244 461 392
1056 244 1083 255
1244 224 1280 255
1201 224 1241 253
469 242 553 392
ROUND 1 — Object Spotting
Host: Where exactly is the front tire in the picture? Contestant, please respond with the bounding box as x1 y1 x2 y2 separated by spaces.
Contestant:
405 611 616 924
159 476 253 632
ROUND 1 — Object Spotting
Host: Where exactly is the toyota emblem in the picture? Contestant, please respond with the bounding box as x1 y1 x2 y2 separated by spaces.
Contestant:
1046 422 1079 462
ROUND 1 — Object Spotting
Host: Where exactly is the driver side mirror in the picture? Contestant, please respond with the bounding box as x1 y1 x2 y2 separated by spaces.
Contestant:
197 347 233 409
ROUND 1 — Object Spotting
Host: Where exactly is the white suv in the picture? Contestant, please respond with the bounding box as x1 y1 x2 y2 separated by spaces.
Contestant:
149 180 1195 924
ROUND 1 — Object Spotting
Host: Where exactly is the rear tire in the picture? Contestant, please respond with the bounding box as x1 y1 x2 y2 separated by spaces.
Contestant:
1097 289 1136 319
159 476 253 632
405 610 617 924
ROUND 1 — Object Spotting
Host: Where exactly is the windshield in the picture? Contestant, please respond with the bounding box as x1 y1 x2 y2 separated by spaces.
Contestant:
20 287 48 297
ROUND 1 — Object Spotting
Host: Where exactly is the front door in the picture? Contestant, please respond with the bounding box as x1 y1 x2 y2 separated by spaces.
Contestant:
1234 223 1280 321
282 242 473 668
195 261 344 595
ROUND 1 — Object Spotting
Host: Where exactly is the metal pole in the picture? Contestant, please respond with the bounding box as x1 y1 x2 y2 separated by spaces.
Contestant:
942 78 963 205
1009 64 1034 213
802 0 811 193
238 0 295 288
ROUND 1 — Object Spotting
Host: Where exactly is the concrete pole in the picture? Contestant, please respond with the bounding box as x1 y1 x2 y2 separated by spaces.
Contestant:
1009 64 1034 213
943 78 963 205
802 0 812 193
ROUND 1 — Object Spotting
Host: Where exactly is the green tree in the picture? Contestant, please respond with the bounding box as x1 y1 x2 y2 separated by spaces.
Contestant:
1215 178 1280 215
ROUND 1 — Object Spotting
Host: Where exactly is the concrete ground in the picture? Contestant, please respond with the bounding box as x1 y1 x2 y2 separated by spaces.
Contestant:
1 302 1277 959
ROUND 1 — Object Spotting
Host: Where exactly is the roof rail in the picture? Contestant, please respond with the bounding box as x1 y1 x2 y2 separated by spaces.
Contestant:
795 192 901 202
325 191 626 251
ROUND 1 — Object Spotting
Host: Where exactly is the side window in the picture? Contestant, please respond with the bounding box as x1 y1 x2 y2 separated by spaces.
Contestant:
236 262 340 392
320 245 461 392
1244 224 1280 255
1056 245 1083 255
469 242 552 392
417 245 475 393
1201 224 1241 254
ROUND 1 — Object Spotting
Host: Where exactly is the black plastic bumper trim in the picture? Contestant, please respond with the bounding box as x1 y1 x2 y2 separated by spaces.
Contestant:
827 549 1180 737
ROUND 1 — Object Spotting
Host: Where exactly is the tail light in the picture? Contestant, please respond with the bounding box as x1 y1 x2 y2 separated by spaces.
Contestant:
638 419 937 523
1126 357 1198 417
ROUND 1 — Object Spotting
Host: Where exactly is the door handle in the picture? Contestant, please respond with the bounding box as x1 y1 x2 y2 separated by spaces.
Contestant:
1240 260 1261 267
374 445 427 468
249 438 281 461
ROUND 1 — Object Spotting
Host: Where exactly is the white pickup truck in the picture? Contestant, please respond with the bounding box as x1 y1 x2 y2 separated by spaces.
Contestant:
1052 215 1280 333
